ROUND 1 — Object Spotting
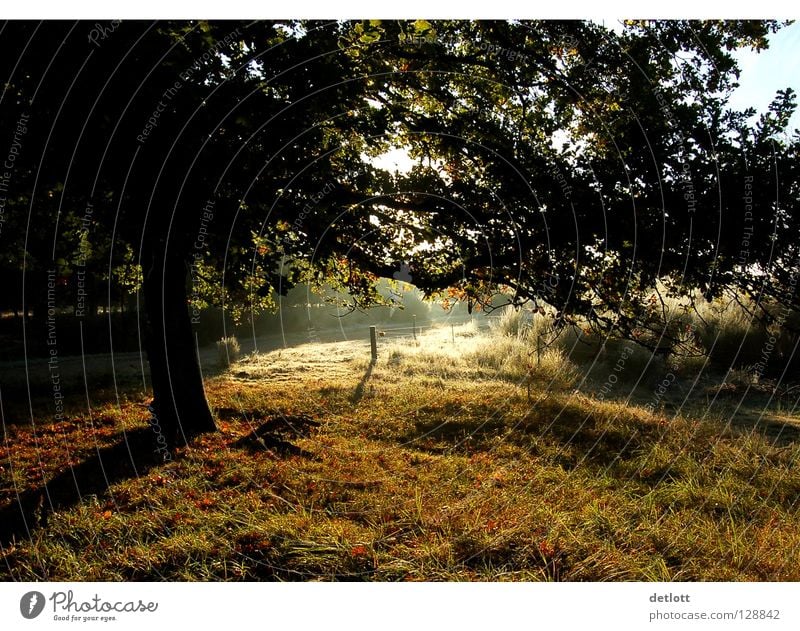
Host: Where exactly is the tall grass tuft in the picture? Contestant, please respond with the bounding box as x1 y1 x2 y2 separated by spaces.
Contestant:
216 336 241 368
490 307 531 338
470 307 577 389
693 299 769 370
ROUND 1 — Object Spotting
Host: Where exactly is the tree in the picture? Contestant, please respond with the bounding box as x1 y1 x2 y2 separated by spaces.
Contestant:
335 20 799 351
1 20 401 445
2 19 797 447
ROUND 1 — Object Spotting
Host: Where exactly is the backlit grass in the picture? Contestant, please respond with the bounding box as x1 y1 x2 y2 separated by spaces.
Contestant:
1 324 799 580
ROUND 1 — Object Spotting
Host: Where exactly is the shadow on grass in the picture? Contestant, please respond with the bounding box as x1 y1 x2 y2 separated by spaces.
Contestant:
399 397 800 476
399 414 509 454
349 362 374 404
221 408 320 459
728 412 800 446
0 409 323 548
397 402 657 468
0 346 235 427
0 427 168 547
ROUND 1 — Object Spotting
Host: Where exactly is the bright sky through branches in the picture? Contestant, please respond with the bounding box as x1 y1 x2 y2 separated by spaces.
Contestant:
729 20 800 131
372 21 800 174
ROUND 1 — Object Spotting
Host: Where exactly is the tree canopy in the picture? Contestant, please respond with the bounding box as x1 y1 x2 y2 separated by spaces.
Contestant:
1 19 797 442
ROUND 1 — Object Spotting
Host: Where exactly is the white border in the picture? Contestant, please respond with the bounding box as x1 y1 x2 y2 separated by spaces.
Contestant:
1 1 798 19
2 582 799 630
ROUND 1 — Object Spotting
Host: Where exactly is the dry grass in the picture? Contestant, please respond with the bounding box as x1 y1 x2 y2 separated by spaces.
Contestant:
216 336 241 369
1 322 800 581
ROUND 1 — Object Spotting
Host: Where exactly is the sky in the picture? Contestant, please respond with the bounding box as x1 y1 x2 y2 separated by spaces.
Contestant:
729 20 800 131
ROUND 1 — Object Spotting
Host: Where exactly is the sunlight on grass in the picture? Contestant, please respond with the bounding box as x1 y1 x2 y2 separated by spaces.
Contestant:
2 319 800 581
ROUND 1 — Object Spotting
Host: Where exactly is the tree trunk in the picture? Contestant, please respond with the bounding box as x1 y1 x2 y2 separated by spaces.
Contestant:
142 249 217 448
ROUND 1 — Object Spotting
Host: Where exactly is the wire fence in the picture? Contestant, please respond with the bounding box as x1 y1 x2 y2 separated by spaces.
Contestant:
364 315 510 362
366 312 564 369
369 314 502 341
376 315 501 331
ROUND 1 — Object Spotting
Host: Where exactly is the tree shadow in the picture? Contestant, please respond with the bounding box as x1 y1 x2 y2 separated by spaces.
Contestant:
398 398 800 479
728 412 800 446
398 414 509 454
0 427 168 547
0 344 236 427
224 409 320 459
397 402 653 468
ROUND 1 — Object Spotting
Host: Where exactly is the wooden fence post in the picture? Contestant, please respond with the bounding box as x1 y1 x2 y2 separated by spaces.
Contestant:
412 315 417 340
370 325 378 363
537 334 542 366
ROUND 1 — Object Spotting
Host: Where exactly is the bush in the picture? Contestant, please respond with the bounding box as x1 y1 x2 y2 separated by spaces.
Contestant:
216 336 241 368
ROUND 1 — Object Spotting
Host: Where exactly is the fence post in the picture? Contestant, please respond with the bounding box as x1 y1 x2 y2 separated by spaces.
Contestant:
451 323 455 344
412 315 417 340
369 325 378 363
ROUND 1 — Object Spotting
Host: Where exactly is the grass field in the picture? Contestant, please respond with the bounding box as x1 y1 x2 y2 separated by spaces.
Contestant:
2 321 800 580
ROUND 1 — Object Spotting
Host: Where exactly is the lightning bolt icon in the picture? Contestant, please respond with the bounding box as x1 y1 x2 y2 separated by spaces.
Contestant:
28 593 38 614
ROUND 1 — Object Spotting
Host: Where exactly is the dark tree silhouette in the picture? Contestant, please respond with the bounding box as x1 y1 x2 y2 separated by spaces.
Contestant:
1 19 797 445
